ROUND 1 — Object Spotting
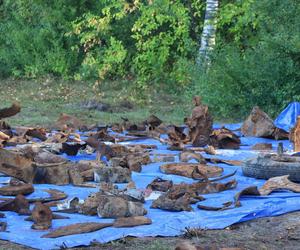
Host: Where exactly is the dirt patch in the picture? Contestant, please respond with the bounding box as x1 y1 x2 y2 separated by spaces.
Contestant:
2 211 300 250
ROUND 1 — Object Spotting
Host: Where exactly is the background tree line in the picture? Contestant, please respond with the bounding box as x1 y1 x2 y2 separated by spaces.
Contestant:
0 0 299 119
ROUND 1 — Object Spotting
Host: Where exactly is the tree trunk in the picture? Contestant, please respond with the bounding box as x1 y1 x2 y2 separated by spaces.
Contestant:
197 0 219 66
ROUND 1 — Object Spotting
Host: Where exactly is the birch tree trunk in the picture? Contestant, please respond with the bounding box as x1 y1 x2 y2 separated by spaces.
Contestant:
197 0 219 66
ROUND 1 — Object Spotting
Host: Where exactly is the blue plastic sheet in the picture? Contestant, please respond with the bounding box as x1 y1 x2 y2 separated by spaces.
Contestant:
1 126 300 250
274 102 300 132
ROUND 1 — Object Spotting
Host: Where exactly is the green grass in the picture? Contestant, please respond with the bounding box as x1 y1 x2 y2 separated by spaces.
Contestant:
0 78 192 127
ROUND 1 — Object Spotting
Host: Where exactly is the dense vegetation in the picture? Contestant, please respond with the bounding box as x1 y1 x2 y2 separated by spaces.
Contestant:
0 0 299 119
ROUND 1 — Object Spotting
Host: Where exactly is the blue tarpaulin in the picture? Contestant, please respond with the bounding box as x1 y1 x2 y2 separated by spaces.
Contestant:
1 125 300 250
274 102 300 132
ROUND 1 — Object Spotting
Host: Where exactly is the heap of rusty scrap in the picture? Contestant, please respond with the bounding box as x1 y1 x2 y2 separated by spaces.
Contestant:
162 96 241 150
1 99 300 239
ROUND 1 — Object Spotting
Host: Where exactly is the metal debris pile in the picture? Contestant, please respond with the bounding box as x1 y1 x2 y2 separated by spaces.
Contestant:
1 98 300 241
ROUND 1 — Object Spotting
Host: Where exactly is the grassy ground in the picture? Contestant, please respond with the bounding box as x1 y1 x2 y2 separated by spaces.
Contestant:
0 78 192 127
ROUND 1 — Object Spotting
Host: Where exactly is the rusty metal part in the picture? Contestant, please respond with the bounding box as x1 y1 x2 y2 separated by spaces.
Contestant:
180 150 206 163
160 163 223 180
0 194 31 215
113 216 152 228
259 175 300 196
241 106 275 137
146 178 173 192
210 128 240 149
185 96 213 147
41 222 113 238
0 183 34 196
31 202 53 230
0 102 21 119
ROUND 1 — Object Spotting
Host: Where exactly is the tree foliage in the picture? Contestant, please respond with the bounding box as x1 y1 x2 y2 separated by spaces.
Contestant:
0 0 299 118
193 0 300 119
0 0 205 88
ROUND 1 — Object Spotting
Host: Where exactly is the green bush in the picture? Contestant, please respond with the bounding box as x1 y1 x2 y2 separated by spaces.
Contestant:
0 0 103 78
0 0 299 121
191 0 300 120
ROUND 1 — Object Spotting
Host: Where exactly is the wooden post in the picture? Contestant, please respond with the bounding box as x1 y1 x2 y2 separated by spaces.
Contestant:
291 116 300 152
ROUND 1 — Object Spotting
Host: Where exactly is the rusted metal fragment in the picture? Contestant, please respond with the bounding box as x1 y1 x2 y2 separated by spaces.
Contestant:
151 193 194 211
33 163 70 185
109 152 151 173
197 201 233 211
68 165 84 185
259 175 300 196
0 148 34 183
241 106 275 137
86 139 116 161
146 178 173 192
166 126 188 150
79 193 102 215
61 142 86 156
15 127 47 141
151 179 236 212
80 169 94 182
0 102 21 119
205 158 243 166
75 160 98 181
54 113 84 131
0 194 30 215
290 116 300 152
241 106 288 139
126 153 151 172
31 202 53 230
45 132 69 143
180 150 206 163
86 128 115 143
122 188 145 203
41 222 113 238
94 166 131 183
160 163 223 180
198 186 259 211
234 186 260 207
1 146 81 185
251 143 273 150
273 127 289 140
26 213 69 221
185 96 213 147
113 216 152 228
187 146 217 155
97 196 147 218
210 128 240 149
168 179 237 197
144 115 162 130
33 150 67 165
0 183 34 196
199 177 300 211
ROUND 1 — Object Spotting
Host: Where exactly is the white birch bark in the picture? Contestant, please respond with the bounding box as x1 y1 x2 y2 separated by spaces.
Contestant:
197 0 219 66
